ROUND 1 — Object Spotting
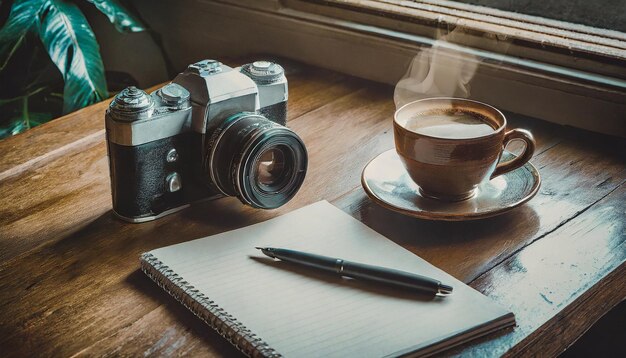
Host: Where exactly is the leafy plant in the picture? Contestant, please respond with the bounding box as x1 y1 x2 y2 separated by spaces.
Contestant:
0 0 146 139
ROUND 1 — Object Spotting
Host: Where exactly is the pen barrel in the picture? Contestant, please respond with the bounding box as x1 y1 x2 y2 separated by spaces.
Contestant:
271 249 339 273
263 248 448 295
341 261 441 293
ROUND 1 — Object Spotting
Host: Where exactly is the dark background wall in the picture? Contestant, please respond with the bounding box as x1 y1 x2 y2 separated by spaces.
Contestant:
81 3 169 89
453 0 626 32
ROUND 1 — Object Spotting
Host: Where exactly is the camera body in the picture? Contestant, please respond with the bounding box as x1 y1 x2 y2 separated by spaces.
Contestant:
105 59 307 223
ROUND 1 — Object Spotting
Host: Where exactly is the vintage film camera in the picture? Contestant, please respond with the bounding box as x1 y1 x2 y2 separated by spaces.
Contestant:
105 59 308 222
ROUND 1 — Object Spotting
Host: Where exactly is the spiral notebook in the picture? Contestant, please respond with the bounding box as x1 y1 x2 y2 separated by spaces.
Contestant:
140 201 514 357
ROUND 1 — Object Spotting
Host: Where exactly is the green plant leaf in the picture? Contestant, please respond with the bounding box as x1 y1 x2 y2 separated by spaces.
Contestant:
0 112 54 138
85 0 146 33
0 111 53 139
38 0 108 113
25 111 53 126
0 0 43 71
0 86 47 105
0 117 27 138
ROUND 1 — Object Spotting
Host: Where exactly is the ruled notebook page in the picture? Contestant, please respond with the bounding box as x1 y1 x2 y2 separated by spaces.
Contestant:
147 201 512 357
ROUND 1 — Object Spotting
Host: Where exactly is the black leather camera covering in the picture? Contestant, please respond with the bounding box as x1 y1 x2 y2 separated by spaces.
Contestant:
259 101 287 126
107 133 207 219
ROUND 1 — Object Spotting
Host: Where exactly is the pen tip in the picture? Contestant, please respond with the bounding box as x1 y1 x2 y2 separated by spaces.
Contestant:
438 284 454 295
255 247 263 250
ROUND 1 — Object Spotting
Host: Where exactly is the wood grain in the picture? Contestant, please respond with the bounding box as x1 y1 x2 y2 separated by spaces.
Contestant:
454 184 626 357
0 60 624 357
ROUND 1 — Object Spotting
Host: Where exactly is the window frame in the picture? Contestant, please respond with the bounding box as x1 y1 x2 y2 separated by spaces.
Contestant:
134 0 626 136
292 0 626 82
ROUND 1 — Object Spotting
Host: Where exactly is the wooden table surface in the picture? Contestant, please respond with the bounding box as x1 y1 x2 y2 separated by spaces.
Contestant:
0 61 624 357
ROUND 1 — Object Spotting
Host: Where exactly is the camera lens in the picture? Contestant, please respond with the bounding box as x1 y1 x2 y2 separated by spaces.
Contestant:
257 147 288 190
206 113 307 209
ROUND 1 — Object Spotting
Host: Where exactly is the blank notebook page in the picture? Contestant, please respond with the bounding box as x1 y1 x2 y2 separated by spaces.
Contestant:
146 201 513 357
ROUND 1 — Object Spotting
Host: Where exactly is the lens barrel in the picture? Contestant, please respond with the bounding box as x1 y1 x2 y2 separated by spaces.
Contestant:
206 113 307 209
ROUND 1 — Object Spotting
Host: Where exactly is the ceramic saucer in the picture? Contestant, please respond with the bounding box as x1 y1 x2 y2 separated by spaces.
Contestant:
361 149 541 221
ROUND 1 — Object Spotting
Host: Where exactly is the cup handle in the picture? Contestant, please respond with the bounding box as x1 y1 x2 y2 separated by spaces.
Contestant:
491 129 536 179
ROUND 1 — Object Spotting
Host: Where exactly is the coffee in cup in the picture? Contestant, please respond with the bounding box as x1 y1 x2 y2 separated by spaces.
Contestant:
393 98 535 201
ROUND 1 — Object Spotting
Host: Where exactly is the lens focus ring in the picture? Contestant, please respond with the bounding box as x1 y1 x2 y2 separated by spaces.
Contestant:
207 113 307 209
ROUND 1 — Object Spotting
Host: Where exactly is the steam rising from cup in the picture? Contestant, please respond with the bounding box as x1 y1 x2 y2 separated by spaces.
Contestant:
394 28 511 110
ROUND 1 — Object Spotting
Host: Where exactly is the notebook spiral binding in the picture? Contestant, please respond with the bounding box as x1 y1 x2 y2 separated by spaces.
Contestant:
140 253 281 358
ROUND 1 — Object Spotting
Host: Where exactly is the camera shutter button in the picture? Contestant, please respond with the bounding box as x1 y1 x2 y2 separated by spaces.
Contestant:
159 84 190 106
166 173 182 192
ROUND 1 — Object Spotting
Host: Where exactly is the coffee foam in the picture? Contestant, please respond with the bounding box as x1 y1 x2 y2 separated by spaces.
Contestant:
398 108 497 139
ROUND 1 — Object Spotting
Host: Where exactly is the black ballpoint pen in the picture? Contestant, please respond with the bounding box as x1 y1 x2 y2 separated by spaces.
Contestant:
255 247 453 296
